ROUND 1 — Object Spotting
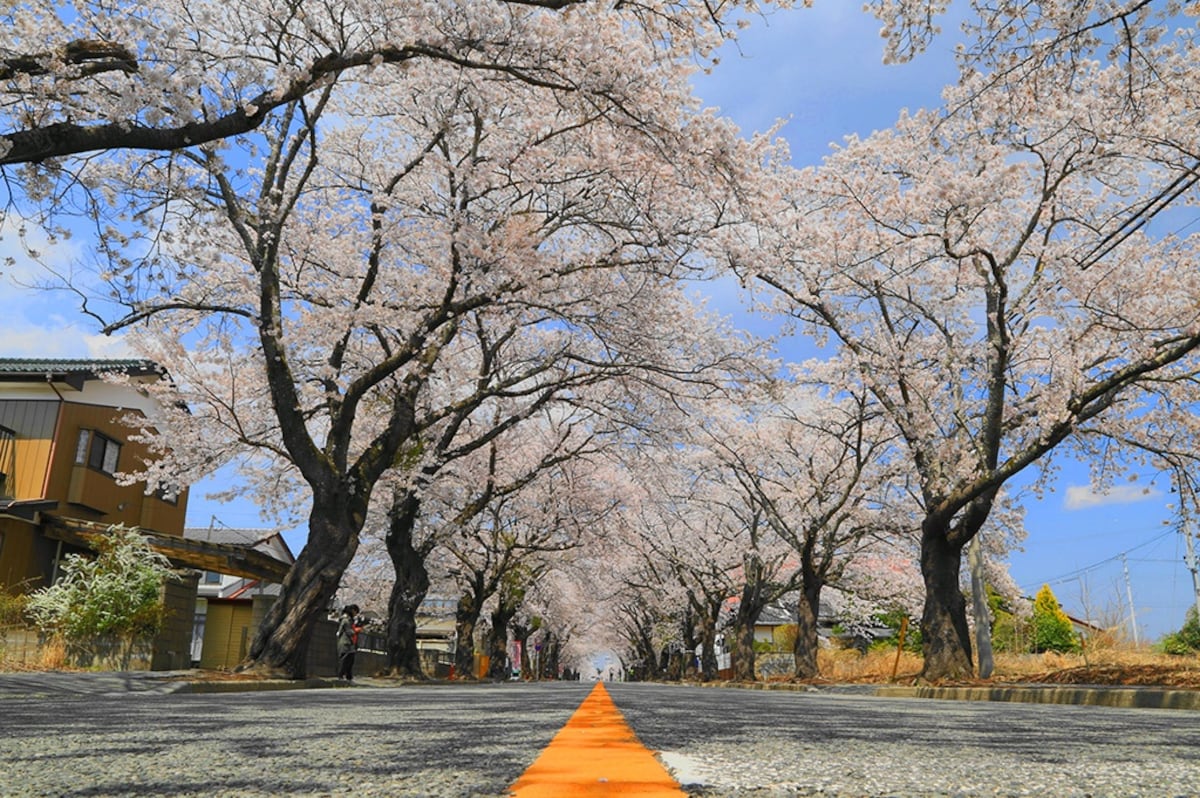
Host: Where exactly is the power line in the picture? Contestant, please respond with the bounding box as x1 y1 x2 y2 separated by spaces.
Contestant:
1020 528 1177 592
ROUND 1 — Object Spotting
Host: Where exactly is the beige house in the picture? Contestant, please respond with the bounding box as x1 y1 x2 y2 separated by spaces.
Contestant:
185 526 295 669
0 359 288 670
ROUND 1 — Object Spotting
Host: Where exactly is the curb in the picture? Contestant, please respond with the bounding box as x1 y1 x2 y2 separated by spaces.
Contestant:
670 677 1200 711
875 684 1200 711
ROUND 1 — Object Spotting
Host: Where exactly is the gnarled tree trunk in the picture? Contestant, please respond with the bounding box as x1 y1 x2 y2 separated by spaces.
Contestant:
245 505 361 679
698 594 722 681
731 556 770 682
385 489 431 677
919 520 973 681
453 572 485 680
793 579 823 679
486 602 518 680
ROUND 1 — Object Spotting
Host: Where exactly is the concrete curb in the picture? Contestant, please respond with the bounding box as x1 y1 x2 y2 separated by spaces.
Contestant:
673 677 1200 710
6 671 1199 710
875 684 1200 711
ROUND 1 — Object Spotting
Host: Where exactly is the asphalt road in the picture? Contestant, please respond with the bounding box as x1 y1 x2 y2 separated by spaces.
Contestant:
1 677 1199 796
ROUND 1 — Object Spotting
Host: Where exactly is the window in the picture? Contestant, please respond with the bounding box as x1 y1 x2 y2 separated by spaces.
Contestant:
203 571 223 585
0 424 14 498
75 429 121 476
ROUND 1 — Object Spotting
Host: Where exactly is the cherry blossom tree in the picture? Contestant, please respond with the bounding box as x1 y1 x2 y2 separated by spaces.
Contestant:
368 318 626 678
67 0 788 678
437 437 615 679
2 0 786 168
701 375 919 679
738 9 1200 679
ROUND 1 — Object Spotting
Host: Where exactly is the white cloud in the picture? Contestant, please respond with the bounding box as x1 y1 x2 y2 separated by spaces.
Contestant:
0 211 83 282
1064 483 1162 511
0 210 129 358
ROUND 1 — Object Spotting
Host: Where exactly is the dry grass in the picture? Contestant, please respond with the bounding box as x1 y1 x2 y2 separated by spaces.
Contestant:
801 643 1200 688
815 647 924 683
37 637 67 670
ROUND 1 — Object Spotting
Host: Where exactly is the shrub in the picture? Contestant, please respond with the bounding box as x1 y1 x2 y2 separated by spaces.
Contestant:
772 623 798 653
1159 607 1200 656
868 609 922 654
25 526 177 668
0 587 26 627
988 585 1032 653
1031 584 1080 654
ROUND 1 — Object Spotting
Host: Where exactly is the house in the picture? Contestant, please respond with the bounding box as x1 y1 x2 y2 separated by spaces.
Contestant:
0 358 291 670
415 595 457 654
184 526 295 669
752 590 896 651
0 358 196 668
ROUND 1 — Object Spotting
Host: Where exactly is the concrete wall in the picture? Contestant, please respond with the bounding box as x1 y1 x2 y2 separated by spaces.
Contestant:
0 573 199 671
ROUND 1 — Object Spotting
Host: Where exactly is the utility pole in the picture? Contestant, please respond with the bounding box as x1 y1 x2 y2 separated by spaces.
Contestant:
1182 519 1200 619
1121 554 1139 646
968 532 993 678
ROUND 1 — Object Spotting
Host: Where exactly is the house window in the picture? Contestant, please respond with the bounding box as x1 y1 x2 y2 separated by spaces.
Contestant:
204 571 223 585
75 429 121 476
0 424 14 498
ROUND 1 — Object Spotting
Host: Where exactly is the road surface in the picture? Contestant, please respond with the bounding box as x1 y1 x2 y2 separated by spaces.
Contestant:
1 678 1197 796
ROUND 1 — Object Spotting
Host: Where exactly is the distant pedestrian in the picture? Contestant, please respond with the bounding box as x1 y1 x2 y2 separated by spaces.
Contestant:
336 604 362 681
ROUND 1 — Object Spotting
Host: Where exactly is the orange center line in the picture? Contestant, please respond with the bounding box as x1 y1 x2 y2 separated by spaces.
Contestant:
508 682 685 797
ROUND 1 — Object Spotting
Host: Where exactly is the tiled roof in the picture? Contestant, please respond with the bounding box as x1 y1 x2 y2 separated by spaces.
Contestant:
184 527 296 566
186 526 271 546
0 358 161 376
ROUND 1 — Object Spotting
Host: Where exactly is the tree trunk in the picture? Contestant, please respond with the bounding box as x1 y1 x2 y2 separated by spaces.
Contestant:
515 624 534 679
731 560 770 682
793 580 823 679
487 605 518 680
245 506 359 679
730 614 757 682
680 600 699 679
665 648 683 680
633 627 660 680
919 520 974 681
453 576 484 680
543 634 559 680
698 596 721 681
384 490 430 678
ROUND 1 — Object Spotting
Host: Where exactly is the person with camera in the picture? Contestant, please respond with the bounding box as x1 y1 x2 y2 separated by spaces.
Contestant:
336 604 363 681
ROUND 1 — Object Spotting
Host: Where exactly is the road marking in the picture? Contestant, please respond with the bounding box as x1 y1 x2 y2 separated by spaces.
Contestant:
508 682 685 796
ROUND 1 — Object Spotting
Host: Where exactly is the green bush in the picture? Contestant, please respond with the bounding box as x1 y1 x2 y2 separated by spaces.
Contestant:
25 526 176 668
868 609 922 654
1158 607 1200 656
0 587 26 627
1031 584 1080 654
772 623 798 653
988 585 1031 653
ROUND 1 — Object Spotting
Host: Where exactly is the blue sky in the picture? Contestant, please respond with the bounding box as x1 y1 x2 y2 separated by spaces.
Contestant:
1 3 1194 639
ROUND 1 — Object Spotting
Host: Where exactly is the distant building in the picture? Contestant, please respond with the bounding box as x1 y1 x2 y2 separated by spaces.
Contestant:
184 526 295 668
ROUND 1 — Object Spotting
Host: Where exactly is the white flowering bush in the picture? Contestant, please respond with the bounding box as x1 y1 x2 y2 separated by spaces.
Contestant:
25 525 177 668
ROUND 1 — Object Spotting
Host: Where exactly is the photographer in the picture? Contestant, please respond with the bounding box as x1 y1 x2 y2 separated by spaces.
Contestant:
336 604 363 681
